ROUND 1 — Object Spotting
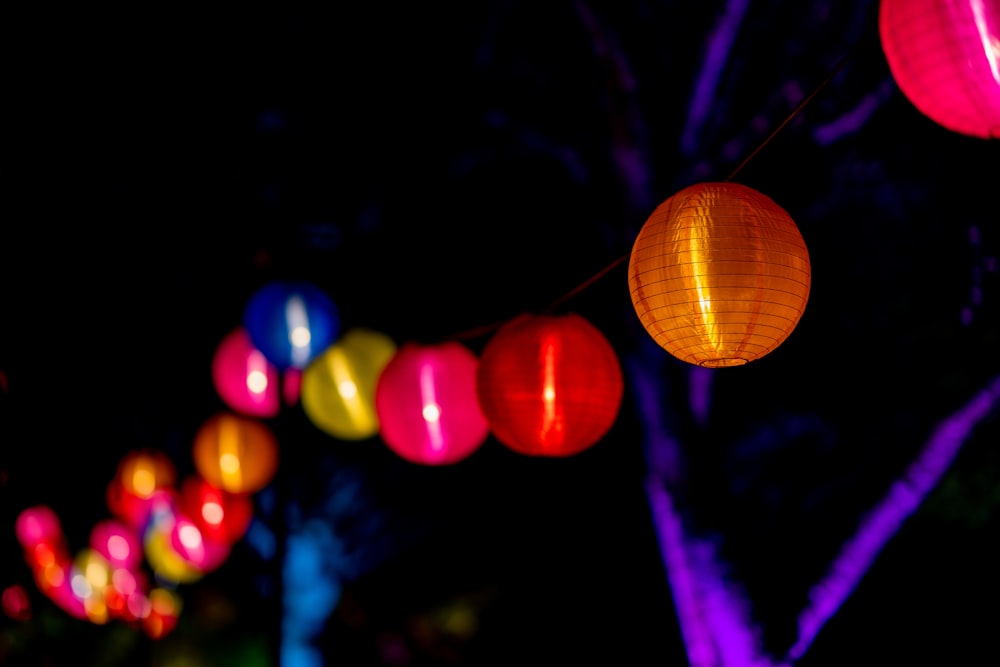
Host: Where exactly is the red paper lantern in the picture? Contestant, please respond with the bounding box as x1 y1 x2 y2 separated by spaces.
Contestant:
192 413 279 494
177 475 253 544
628 182 811 367
477 313 624 457
880 0 1000 139
374 342 489 465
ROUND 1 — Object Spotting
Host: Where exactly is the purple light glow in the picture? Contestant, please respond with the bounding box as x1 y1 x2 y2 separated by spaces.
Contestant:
785 373 1000 662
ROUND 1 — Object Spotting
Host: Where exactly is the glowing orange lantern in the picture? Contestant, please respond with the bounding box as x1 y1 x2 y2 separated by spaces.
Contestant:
628 181 811 367
880 0 1000 139
477 313 624 457
192 412 279 494
301 327 397 440
211 327 281 418
374 342 489 465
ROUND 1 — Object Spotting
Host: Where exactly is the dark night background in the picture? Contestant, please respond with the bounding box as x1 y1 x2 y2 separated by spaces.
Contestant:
2 2 1000 665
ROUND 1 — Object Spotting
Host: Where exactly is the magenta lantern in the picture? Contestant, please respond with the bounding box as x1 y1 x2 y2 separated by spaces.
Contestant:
90 519 143 572
880 0 1000 139
374 342 489 465
211 327 281 418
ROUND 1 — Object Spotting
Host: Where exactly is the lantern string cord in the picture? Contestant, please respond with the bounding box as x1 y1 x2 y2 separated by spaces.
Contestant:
723 45 857 183
544 253 629 314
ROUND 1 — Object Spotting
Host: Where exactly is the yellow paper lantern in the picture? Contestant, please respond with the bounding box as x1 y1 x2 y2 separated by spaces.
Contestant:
628 182 810 367
300 328 397 440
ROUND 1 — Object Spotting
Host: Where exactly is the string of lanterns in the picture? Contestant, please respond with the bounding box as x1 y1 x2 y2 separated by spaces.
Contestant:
9 0 998 638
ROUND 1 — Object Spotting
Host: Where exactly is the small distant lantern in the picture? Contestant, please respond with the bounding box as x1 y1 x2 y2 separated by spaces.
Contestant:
143 587 181 640
177 475 253 545
374 342 489 465
90 519 143 572
211 327 281 418
166 515 231 574
114 450 176 501
243 281 340 370
301 327 397 440
477 313 624 457
15 505 64 551
192 412 279 494
880 0 1000 139
628 182 811 367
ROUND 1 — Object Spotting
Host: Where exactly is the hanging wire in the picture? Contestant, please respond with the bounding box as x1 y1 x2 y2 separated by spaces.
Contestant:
448 39 865 343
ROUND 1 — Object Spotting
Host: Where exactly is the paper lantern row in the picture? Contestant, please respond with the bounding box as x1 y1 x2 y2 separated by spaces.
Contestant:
212 180 818 464
13 415 277 635
216 302 626 464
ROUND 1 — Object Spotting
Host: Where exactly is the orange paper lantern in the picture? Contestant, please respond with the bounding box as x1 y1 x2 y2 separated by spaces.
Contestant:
880 0 1000 139
192 412 279 494
629 182 810 367
476 313 624 457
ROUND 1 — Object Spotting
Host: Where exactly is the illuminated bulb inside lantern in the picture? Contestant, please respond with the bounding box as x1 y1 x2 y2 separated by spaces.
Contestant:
220 453 240 475
112 569 136 595
542 338 559 440
290 327 311 348
107 535 130 562
972 0 1000 83
34 544 55 567
71 573 91 599
132 469 156 498
85 561 107 587
419 363 445 451
202 502 224 526
285 295 312 367
179 524 202 550
246 369 268 395
422 404 441 422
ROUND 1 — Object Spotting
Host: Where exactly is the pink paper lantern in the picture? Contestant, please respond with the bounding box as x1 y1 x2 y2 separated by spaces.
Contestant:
211 327 282 418
90 519 143 571
374 342 489 465
880 0 1000 139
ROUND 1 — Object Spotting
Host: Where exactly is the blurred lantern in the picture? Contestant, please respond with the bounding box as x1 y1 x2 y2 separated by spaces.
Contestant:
243 281 340 370
2 585 31 622
107 483 176 534
880 0 1000 139
143 587 181 639
477 313 624 457
15 505 64 551
192 412 279 494
178 475 254 544
167 514 231 574
211 327 281 418
144 507 205 585
301 327 397 440
114 450 176 502
628 182 811 367
374 341 489 465
72 548 112 624
90 519 143 571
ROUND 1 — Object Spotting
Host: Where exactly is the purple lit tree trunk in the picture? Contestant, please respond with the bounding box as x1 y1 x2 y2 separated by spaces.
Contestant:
585 0 1000 664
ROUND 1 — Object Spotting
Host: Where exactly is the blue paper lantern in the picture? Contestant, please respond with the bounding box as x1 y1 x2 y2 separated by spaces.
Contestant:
243 281 340 370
